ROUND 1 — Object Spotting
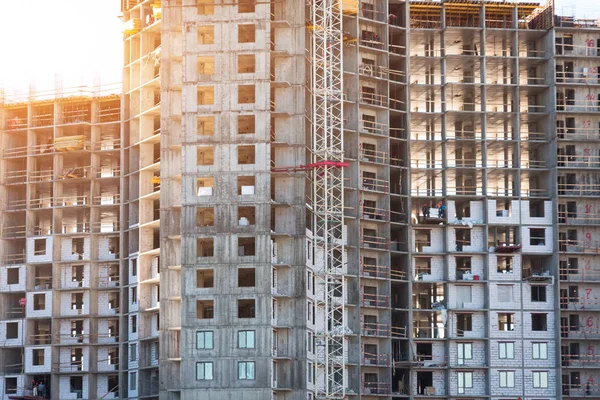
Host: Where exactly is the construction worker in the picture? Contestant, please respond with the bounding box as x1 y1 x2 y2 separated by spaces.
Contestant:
422 204 430 219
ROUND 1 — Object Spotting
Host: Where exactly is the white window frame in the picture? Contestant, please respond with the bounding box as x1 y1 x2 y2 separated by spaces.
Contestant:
238 330 255 349
458 371 473 394
499 342 515 359
499 371 515 388
196 331 214 349
532 342 548 360
196 361 214 380
457 343 473 365
533 371 549 388
238 361 256 380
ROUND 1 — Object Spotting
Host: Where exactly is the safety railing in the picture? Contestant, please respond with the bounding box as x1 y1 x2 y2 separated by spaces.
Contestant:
362 321 391 338
61 222 91 234
560 268 600 282
29 169 54 182
58 166 91 179
359 119 388 136
4 169 28 184
557 127 600 140
562 353 600 367
359 147 388 164
559 239 600 253
556 70 600 84
361 176 388 193
30 197 53 209
447 186 483 196
557 98 600 112
2 252 25 265
561 296 600 310
93 194 121 206
361 262 390 280
359 91 388 107
361 234 389 250
93 138 121 151
358 63 388 80
559 211 600 225
2 225 27 238
411 159 443 169
361 382 390 396
7 199 27 210
361 204 389 222
55 196 89 207
413 326 447 339
559 183 600 196
361 292 390 308
390 268 407 281
362 352 390 367
2 145 28 158
558 154 600 168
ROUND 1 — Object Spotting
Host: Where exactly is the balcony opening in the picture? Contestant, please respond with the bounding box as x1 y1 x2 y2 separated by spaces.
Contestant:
196 177 215 196
415 230 431 252
238 24 256 43
498 313 514 331
196 269 214 288
238 206 256 226
6 268 19 285
197 238 214 257
530 228 546 246
197 86 215 105
238 0 255 13
532 313 547 331
238 299 256 318
197 26 215 44
238 115 255 134
529 200 545 218
72 238 84 258
457 313 472 337
196 207 215 227
197 0 214 15
238 237 256 256
416 371 434 395
33 293 46 311
197 116 214 136
456 256 472 280
497 256 513 274
70 292 84 310
6 322 18 339
70 376 82 395
455 228 471 251
197 56 215 75
238 85 256 104
196 300 214 319
32 349 45 366
237 176 255 195
238 145 256 164
238 54 256 73
238 268 256 287
34 238 47 255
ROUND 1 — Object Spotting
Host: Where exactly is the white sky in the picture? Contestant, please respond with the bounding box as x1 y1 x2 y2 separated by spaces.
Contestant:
0 0 123 97
0 0 598 96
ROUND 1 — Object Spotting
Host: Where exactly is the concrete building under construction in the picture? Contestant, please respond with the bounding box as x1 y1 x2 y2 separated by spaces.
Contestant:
2 0 600 399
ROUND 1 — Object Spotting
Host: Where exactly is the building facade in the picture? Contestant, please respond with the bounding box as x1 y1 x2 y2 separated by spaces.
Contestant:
2 0 600 399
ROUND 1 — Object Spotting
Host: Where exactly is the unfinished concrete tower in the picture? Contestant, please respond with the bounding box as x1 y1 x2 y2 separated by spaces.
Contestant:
554 14 600 398
0 86 122 399
121 0 162 398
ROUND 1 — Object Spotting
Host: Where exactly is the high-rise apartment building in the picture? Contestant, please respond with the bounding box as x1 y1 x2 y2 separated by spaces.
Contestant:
2 0 600 399
0 88 122 399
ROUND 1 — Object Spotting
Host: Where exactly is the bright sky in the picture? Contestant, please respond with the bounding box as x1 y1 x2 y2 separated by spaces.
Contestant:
0 0 598 97
0 0 122 97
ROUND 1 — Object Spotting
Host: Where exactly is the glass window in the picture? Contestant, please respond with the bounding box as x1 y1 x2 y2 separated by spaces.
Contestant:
532 342 548 359
238 330 255 349
196 331 214 349
499 342 515 359
458 343 473 365
196 362 214 380
533 371 548 388
238 361 255 380
499 371 515 388
458 372 473 394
